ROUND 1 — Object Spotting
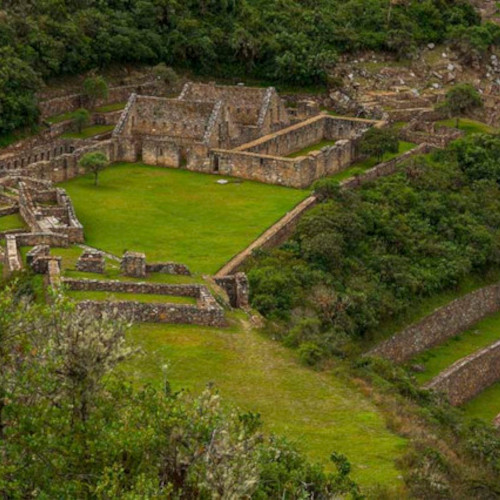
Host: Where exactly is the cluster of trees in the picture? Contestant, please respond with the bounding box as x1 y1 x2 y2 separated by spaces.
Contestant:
0 280 359 498
0 0 481 135
247 134 500 364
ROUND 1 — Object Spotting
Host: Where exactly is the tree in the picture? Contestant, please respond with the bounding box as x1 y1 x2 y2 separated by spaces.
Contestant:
83 75 108 109
152 63 179 86
79 151 109 186
72 108 90 133
359 127 399 162
441 83 483 129
0 48 40 135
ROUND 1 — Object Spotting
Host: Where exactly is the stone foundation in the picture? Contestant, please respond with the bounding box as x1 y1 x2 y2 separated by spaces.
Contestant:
76 249 105 274
62 277 226 327
145 262 191 276
121 251 146 278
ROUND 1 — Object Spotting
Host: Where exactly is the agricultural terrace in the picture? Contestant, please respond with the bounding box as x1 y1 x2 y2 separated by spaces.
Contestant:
60 163 308 274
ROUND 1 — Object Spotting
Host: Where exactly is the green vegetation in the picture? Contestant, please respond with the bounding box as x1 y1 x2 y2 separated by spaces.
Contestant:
0 0 482 134
125 317 407 488
67 289 196 305
438 83 483 129
359 127 399 162
287 140 338 158
464 380 500 422
247 135 500 362
61 163 308 274
62 125 114 139
94 102 127 113
437 117 497 136
1 283 360 498
46 109 86 124
411 310 500 384
326 140 416 182
0 126 40 149
0 213 27 232
79 151 110 185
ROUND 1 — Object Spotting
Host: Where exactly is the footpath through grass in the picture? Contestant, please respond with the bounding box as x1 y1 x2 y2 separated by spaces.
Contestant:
124 316 407 490
60 163 308 274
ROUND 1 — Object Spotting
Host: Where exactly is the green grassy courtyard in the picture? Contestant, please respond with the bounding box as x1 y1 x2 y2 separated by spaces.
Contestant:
60 163 309 274
0 213 27 232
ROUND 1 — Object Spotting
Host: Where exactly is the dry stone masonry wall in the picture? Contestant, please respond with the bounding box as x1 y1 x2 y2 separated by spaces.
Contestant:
369 283 500 363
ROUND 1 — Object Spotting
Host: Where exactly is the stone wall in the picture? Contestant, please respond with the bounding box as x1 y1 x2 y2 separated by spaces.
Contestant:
3 235 22 277
369 283 500 363
38 80 164 119
216 143 434 277
63 277 226 327
146 262 191 276
425 340 500 405
215 273 249 308
399 121 463 147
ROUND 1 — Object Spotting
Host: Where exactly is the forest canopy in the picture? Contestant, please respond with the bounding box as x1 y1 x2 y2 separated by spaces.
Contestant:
0 0 480 134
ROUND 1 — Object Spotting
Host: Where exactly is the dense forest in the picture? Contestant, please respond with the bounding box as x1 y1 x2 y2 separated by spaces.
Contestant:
0 0 481 134
247 134 500 363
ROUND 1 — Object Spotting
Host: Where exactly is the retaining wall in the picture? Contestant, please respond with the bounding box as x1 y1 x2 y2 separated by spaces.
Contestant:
369 284 500 363
425 340 500 405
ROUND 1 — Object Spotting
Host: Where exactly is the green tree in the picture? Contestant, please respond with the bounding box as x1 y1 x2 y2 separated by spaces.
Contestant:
79 151 109 186
441 83 483 129
72 108 90 133
359 127 399 162
83 75 108 109
152 63 179 86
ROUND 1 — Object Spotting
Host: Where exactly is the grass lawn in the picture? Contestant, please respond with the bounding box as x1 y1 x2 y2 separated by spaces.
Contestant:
62 125 115 139
463 380 500 422
0 213 27 232
124 316 407 490
60 163 309 274
287 139 338 158
436 118 497 136
94 102 127 113
411 310 500 385
327 140 416 183
67 289 196 304
46 110 84 124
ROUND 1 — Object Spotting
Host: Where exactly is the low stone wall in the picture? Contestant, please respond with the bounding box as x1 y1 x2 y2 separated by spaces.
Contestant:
62 277 226 327
146 262 191 276
62 277 202 298
369 284 500 363
215 273 249 308
425 340 500 405
3 235 22 277
76 300 226 327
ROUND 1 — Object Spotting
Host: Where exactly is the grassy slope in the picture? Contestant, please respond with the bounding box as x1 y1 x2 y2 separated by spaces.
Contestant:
124 316 407 489
62 125 114 139
60 163 309 274
464 380 500 422
0 213 27 231
411 310 500 385
436 118 497 136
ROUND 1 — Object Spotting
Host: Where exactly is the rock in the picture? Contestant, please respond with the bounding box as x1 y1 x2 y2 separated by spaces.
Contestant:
442 52 448 58
217 179 229 184
447 63 455 71
410 364 426 373
428 43 435 49
432 83 441 89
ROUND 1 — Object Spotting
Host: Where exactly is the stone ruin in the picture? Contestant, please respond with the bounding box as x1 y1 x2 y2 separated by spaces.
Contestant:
121 251 147 278
76 249 105 274
120 250 191 279
215 272 249 309
112 82 381 188
27 245 61 275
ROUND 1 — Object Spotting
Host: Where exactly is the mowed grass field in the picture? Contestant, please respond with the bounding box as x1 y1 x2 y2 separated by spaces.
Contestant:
124 316 407 490
60 163 308 274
